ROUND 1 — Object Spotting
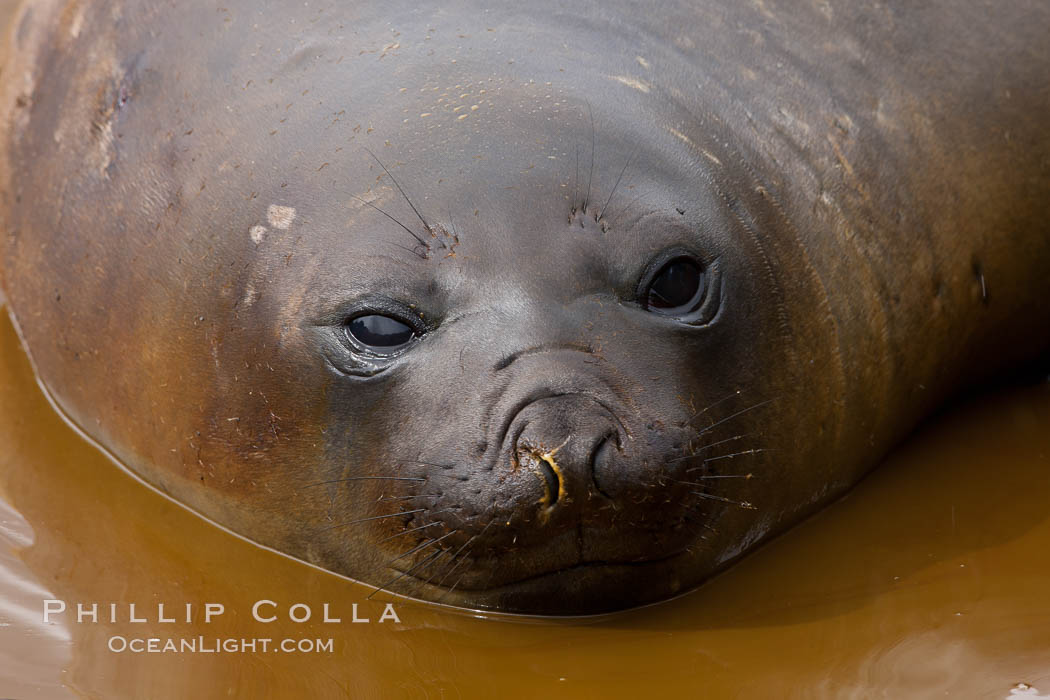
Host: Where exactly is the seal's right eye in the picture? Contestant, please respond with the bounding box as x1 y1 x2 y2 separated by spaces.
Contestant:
345 314 416 354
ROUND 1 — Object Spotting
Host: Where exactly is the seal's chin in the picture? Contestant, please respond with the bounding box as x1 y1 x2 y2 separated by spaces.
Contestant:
384 500 712 598
394 547 700 615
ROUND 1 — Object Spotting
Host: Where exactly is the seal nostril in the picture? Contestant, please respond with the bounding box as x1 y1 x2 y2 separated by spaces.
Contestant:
538 458 561 506
591 434 618 499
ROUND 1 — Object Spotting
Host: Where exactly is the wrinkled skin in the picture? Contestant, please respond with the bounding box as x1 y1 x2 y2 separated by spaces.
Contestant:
1 0 1048 614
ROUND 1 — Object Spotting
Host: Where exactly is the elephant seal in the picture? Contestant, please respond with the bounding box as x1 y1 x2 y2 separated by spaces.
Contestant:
1 0 1048 614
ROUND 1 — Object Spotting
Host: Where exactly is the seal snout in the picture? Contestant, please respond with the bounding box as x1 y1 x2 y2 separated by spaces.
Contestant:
510 395 623 517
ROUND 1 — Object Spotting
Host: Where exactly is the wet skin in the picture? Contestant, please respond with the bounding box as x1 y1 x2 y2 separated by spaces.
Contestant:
1 0 1048 612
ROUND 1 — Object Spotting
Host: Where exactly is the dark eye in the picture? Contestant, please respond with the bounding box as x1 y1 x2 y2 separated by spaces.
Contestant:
645 257 706 315
346 314 416 353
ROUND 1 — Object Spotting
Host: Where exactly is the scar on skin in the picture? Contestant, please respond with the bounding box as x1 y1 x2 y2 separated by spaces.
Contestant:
69 5 85 38
700 149 722 166
668 127 694 146
267 204 296 229
609 75 651 93
249 225 267 244
242 281 256 307
667 128 722 166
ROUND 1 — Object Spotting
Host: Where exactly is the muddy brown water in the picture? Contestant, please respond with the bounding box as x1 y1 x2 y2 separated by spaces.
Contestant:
1 302 1049 699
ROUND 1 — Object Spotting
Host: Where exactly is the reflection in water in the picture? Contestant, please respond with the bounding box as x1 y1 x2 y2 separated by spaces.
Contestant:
0 305 1048 698
0 497 72 699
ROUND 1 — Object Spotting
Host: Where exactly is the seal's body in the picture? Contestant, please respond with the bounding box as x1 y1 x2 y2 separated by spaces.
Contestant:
1 0 1047 613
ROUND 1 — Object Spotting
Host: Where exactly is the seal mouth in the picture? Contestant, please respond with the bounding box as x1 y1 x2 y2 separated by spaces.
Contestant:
388 545 701 615
395 550 688 588
390 505 718 596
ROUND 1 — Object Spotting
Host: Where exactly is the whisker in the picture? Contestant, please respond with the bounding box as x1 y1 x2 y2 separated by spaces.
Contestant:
691 491 756 510
388 242 424 258
386 538 439 565
360 527 446 585
694 398 776 435
375 521 442 544
434 536 489 604
676 474 755 484
303 476 425 488
445 206 459 251
668 433 750 464
352 194 429 250
689 389 743 421
703 448 769 463
376 494 441 502
433 520 493 591
572 143 580 214
609 188 654 227
431 551 470 592
364 148 431 232
447 206 458 237
437 570 469 604
366 549 446 601
598 147 636 221
419 546 460 588
319 508 425 533
695 433 752 453
408 553 455 594
386 530 457 567
412 460 455 470
585 101 595 210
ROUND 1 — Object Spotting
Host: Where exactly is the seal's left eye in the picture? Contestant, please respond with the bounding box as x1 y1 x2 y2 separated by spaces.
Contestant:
346 314 416 353
645 257 706 316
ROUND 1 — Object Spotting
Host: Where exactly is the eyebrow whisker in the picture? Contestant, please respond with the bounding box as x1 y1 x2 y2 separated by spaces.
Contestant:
353 194 429 252
598 147 636 221
364 148 431 233
585 101 596 211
